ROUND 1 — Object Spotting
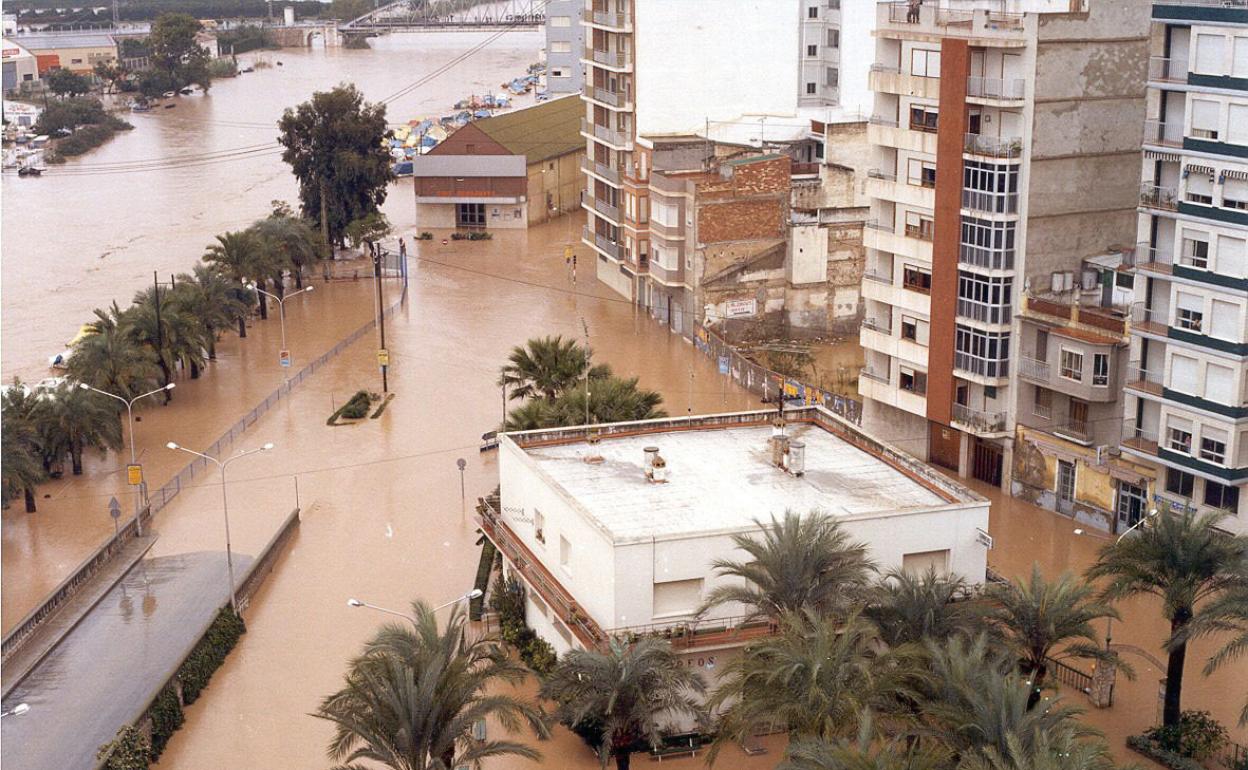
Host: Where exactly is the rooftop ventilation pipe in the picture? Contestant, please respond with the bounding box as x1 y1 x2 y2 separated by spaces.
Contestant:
788 440 805 476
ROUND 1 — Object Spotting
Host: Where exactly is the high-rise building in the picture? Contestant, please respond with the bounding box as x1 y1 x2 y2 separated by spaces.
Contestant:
544 0 585 95
856 0 1149 492
1120 0 1248 532
580 0 875 304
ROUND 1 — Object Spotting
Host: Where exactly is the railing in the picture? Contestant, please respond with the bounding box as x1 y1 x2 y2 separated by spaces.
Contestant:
590 9 629 29
1129 304 1168 334
1125 363 1164 395
964 132 1023 159
860 366 890 384
1122 419 1160 455
967 76 1026 100
867 168 897 182
905 223 934 241
593 195 621 222
870 63 901 74
581 117 630 147
1051 421 1092 444
1032 402 1052 419
1219 740 1247 770
869 114 900 128
1148 56 1188 83
963 188 1019 215
954 352 1008 380
865 218 895 233
588 47 630 67
1143 119 1183 148
609 614 777 650
957 298 1012 325
862 316 892 334
863 267 892 284
1046 656 1094 695
936 7 974 24
583 84 630 109
959 243 1015 271
1019 356 1051 381
1130 243 1173 275
951 402 1007 433
985 11 1025 29
1140 183 1179 211
582 156 621 184
791 162 820 177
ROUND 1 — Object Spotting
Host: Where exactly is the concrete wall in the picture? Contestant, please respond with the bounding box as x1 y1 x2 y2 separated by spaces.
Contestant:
526 151 584 224
544 0 584 94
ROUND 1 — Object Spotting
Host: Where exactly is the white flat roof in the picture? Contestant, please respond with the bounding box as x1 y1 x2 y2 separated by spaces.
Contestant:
521 419 953 543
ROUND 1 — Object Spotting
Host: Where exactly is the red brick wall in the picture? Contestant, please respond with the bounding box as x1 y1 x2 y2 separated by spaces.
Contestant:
697 199 786 243
427 123 511 156
414 176 526 197
927 38 969 428
697 156 791 202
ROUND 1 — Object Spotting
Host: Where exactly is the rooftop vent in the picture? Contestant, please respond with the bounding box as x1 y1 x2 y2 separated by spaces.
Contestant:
771 434 790 470
788 440 805 476
643 446 668 483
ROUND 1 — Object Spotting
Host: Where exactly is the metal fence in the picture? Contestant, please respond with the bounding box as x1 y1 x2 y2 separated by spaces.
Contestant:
1046 656 1094 696
2 293 405 663
692 324 863 426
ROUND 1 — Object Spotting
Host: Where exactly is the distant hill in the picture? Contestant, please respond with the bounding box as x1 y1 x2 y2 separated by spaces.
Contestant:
12 0 333 23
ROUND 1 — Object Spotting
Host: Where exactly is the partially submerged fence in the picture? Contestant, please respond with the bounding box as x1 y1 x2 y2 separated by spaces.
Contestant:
692 324 863 426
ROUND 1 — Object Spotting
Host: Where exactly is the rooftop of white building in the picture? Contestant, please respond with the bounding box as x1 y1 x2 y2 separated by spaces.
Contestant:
506 407 982 544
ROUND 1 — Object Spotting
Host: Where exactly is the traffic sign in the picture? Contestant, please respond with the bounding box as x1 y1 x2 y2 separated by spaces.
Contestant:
377 349 390 367
108 496 121 520
279 349 291 368
126 464 143 486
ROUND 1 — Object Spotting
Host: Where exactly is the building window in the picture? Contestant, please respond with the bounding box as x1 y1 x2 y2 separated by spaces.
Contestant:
71 58 83 64
1186 168 1215 205
899 367 927 395
1200 428 1228 464
1115 271 1134 290
550 68 566 78
550 15 571 26
652 578 703 617
1182 234 1210 269
1060 349 1083 381
826 67 838 87
960 217 1016 270
901 315 918 342
1057 460 1076 503
902 549 949 576
907 158 936 188
954 325 1010 378
559 535 571 573
1166 468 1195 498
808 5 819 18
910 48 941 78
985 385 997 399
807 44 818 57
1223 178 1248 211
1204 480 1240 510
534 509 545 544
957 270 1012 324
1035 329 1049 362
1195 33 1225 75
550 40 571 54
902 265 932 294
806 82 817 94
1033 387 1052 418
1092 353 1109 386
1168 421 1193 454
909 106 938 133
827 28 839 47
963 160 1020 214
904 211 934 240
1190 99 1220 140
1175 292 1204 332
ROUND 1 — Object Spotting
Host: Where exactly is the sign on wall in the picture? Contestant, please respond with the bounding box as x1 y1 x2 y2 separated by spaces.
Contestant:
724 298 757 319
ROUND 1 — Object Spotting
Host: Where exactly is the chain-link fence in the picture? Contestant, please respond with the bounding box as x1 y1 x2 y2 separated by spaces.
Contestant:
693 324 862 426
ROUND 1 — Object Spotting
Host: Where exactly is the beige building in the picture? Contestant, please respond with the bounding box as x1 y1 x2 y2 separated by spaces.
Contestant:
15 32 117 74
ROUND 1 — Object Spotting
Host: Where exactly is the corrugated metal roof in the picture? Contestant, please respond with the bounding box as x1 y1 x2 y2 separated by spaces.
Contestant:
472 94 583 165
14 33 116 50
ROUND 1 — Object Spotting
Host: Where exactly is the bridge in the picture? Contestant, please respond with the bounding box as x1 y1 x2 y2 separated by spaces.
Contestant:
342 0 546 34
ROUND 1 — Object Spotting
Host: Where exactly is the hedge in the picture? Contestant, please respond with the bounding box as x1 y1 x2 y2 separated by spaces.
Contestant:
180 607 246 704
148 684 184 760
1127 735 1206 770
97 726 151 770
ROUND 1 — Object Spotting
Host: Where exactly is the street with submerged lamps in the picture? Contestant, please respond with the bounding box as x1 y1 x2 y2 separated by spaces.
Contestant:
78 382 176 537
346 588 484 626
245 282 313 375
165 441 275 612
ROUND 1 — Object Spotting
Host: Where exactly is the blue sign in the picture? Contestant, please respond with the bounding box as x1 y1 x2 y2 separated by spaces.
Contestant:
718 356 730 375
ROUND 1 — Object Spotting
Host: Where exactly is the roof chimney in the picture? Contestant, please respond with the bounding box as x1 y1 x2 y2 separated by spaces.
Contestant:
771 434 790 470
788 440 805 476
643 446 667 483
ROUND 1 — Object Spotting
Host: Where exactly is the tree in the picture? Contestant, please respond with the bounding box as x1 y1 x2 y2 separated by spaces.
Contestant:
93 62 126 94
67 303 161 400
35 383 123 476
1178 580 1248 725
344 210 392 254
550 376 666 426
46 68 91 97
499 335 610 403
985 566 1123 709
278 84 394 251
240 222 294 316
781 716 950 770
127 286 210 392
1086 510 1247 727
172 265 249 360
711 611 924 756
503 398 557 432
865 568 985 649
315 600 547 770
202 231 261 336
699 509 876 622
148 13 208 90
540 637 706 770
1 381 45 512
249 208 324 288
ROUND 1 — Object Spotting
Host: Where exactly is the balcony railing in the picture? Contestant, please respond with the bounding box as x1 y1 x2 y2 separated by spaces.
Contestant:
865 218 895 233
869 114 900 128
1051 421 1092 444
1019 356 1051 381
791 162 821 177
1129 243 1173 275
957 298 1012 325
870 63 901 75
1122 419 1159 456
962 188 1019 215
590 9 630 29
583 84 631 109
592 195 620 222
582 157 621 185
1129 305 1169 335
967 76 1026 100
581 117 630 147
608 614 776 650
1126 362 1164 395
1143 119 1183 148
863 267 893 284
959 243 1015 271
952 402 1007 433
1148 56 1188 83
964 133 1023 159
868 168 898 182
1139 183 1178 211
587 47 631 68
860 366 890 384
954 352 1009 379
583 226 624 260
862 316 892 334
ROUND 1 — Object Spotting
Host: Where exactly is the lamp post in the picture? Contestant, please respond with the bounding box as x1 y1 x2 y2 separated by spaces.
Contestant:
0 704 30 719
247 283 313 377
1075 507 1158 647
346 588 483 626
165 441 274 612
79 382 176 537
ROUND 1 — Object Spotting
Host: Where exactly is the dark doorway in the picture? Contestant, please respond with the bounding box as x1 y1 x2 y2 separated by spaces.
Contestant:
972 438 1003 486
1116 481 1147 532
929 421 961 472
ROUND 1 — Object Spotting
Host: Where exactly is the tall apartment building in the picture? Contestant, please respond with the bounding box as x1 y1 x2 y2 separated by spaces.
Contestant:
857 0 1149 492
581 0 875 304
544 0 585 95
1120 0 1248 533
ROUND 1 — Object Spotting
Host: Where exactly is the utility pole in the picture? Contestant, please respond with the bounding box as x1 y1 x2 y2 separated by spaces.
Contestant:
581 318 590 427
374 245 389 393
153 271 164 398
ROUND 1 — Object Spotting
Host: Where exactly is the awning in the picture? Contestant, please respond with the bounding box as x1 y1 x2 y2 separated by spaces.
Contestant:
1221 168 1248 181
1144 149 1181 162
1185 163 1215 177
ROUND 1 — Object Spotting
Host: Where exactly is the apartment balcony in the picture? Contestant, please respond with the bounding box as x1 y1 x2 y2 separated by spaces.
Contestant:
956 298 1011 326
967 77 1026 104
864 220 934 262
859 320 894 355
586 3 632 31
868 65 940 99
582 156 621 186
584 47 632 71
791 162 821 178
1125 362 1165 397
1050 420 1093 446
877 2 1028 41
962 188 1019 216
954 352 1009 382
583 225 624 261
959 243 1014 271
1129 305 1169 337
862 316 893 335
1018 356 1051 383
866 170 935 210
860 365 890 384
1121 419 1160 457
1147 56 1188 84
581 117 632 150
963 132 1022 160
648 257 684 287
1139 183 1179 212
584 192 621 223
868 117 938 155
1127 242 1173 277
581 84 633 111
1143 119 1184 148
951 403 1008 437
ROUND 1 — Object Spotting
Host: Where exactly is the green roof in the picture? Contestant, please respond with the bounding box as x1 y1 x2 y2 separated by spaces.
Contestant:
473 94 583 165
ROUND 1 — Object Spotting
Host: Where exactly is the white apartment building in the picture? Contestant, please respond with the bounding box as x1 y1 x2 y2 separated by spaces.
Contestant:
1120 0 1248 533
857 0 1149 491
480 407 990 676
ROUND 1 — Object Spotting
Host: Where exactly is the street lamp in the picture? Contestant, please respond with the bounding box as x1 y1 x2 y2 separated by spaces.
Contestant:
79 382 176 537
246 282 313 376
1075 508 1158 647
0 704 30 718
165 441 275 612
346 588 483 625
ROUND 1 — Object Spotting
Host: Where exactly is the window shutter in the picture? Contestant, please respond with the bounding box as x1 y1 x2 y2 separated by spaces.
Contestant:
1191 99 1220 132
1176 291 1203 313
1217 236 1247 277
1206 364 1234 404
1196 34 1226 74
1230 104 1248 146
1210 299 1239 340
1170 354 1199 393
1234 36 1248 78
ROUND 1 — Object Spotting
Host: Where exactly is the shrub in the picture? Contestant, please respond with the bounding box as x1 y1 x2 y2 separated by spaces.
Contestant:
98 725 151 770
206 58 238 78
1146 711 1229 761
148 684 184 759
179 607 246 705
490 574 527 630
54 124 119 157
338 389 373 420
450 231 494 241
34 97 130 135
417 232 433 240
521 635 557 674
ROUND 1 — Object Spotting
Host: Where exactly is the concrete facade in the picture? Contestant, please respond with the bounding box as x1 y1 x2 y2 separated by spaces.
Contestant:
544 0 584 95
14 33 117 73
2 38 37 93
857 0 1150 498
1119 1 1248 534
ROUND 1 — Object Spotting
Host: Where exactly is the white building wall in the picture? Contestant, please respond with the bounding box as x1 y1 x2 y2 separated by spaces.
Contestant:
837 0 876 116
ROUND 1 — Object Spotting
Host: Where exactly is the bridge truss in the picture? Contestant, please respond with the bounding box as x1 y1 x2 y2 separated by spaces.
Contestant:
342 0 546 31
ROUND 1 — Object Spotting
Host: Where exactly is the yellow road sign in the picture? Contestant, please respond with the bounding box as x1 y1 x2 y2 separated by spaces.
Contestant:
127 464 143 486
377 349 390 367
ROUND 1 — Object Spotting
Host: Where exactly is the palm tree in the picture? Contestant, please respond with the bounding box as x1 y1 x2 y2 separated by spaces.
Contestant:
985 566 1123 709
67 303 161 399
35 383 123 476
504 399 557 432
314 600 548 770
128 286 210 390
498 336 611 403
551 376 667 426
957 729 1117 770
173 266 249 360
250 212 323 288
699 509 876 622
1178 579 1248 725
865 567 985 648
2 381 45 512
781 716 951 770
202 231 261 336
709 611 924 755
540 637 706 770
1086 509 1247 727
245 219 295 309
